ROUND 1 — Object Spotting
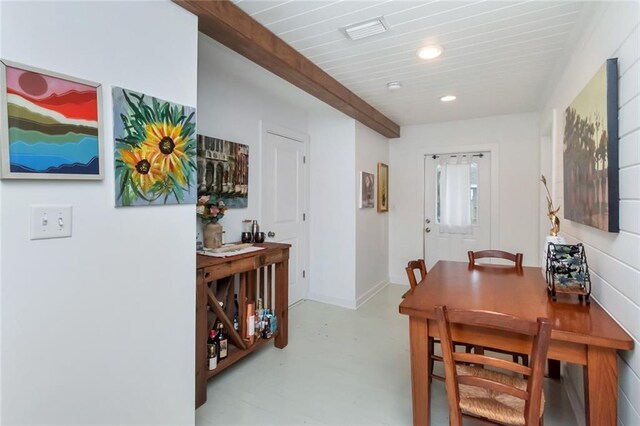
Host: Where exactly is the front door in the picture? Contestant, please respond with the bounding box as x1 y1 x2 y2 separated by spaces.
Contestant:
424 152 491 270
262 130 308 305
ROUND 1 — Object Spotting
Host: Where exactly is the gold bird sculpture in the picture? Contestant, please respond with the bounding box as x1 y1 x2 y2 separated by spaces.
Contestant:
540 175 561 236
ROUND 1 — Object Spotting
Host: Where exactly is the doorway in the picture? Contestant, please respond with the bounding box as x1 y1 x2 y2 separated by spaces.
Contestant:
261 125 309 305
423 152 491 270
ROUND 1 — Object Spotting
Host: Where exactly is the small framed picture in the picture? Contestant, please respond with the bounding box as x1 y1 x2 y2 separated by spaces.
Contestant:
377 163 388 212
0 60 103 179
359 171 374 208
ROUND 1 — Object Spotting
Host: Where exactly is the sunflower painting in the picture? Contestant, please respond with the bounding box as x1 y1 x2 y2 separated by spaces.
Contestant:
113 87 196 207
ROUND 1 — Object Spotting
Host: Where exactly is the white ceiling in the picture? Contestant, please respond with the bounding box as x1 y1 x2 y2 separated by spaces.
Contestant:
232 0 598 126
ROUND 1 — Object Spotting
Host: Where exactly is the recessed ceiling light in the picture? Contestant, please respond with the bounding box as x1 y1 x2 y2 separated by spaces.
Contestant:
343 17 388 41
417 45 443 60
440 95 457 102
387 81 402 91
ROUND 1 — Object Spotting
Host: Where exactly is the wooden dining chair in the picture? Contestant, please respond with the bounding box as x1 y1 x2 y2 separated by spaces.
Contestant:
406 259 427 290
467 249 528 366
404 259 442 381
404 259 471 384
435 306 551 426
468 250 524 268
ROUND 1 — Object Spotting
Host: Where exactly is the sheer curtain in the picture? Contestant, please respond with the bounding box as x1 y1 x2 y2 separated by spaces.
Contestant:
439 156 473 234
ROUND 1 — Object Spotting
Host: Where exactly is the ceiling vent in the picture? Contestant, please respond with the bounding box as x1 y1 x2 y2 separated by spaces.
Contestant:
343 17 388 41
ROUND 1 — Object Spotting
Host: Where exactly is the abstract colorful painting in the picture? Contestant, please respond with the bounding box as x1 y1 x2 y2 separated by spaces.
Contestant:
113 87 196 207
197 135 249 208
0 60 102 179
563 58 619 232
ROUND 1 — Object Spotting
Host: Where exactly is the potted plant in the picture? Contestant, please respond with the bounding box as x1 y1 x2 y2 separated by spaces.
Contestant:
197 195 227 249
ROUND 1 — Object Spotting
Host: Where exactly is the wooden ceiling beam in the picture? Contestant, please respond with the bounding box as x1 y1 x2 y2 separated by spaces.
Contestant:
174 0 400 139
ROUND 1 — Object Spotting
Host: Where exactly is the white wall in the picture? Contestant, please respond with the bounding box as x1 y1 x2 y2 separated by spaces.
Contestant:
198 34 392 311
388 113 540 284
197 35 311 242
198 35 368 310
355 122 389 307
0 2 4 420
308 112 357 308
540 2 640 424
0 2 198 424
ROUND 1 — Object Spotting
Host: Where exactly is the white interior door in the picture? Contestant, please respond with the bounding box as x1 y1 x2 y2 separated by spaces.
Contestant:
423 153 491 270
262 130 308 305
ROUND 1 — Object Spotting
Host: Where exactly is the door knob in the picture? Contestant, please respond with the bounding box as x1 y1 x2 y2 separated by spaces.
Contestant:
267 231 276 238
425 219 431 224
425 227 431 233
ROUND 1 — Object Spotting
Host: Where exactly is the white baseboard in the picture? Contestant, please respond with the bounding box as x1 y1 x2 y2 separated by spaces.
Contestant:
355 279 389 309
306 292 356 310
562 372 586 426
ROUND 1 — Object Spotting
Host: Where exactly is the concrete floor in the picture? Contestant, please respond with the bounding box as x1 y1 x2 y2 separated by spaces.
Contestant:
196 284 579 425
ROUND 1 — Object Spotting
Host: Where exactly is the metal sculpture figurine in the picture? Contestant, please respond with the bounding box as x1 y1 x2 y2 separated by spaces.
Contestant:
540 175 561 236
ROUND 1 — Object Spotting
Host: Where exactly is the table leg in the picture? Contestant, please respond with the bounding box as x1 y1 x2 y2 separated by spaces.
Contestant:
274 260 288 348
584 346 617 426
195 269 207 408
409 317 430 426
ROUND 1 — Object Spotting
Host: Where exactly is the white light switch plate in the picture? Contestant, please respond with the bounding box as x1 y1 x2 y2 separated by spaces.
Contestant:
30 205 72 240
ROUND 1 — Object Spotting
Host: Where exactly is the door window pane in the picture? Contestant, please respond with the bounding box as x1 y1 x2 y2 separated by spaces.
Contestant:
470 162 478 225
435 161 479 225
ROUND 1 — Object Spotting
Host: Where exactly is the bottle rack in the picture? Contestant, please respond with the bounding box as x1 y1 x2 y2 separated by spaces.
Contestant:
195 243 290 408
545 242 591 304
204 269 278 379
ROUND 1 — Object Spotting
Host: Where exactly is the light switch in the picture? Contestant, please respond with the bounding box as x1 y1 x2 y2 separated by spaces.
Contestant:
30 205 72 240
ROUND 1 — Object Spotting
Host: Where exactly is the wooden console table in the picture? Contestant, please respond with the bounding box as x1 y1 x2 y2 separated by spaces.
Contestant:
195 242 290 408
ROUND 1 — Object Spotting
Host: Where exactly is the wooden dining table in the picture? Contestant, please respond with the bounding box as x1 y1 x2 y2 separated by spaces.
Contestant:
399 260 633 426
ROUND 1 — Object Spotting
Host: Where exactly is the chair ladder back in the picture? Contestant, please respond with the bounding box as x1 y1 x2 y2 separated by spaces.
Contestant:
453 352 532 376
468 250 523 268
446 309 538 336
405 259 427 290
435 306 464 425
524 317 553 425
435 305 551 426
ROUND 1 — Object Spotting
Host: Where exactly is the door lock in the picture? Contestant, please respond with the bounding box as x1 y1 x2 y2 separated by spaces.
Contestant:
425 219 431 224
425 227 431 233
267 231 276 238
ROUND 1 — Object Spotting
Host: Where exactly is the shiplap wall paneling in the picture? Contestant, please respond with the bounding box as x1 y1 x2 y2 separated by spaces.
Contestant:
557 20 640 426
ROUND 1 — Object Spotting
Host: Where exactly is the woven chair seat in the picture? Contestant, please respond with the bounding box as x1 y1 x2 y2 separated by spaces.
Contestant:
456 365 545 425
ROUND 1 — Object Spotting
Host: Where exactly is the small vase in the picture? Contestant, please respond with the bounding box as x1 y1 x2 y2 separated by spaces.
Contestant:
203 222 223 249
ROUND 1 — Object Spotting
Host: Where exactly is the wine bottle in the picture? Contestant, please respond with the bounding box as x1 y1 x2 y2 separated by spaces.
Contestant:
217 323 228 360
246 302 255 343
254 305 261 339
234 294 240 332
262 314 271 339
269 309 278 334
257 298 264 319
207 329 218 370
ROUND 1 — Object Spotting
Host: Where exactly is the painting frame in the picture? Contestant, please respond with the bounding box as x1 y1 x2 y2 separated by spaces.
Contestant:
0 59 104 180
112 86 197 207
563 58 619 233
359 171 374 209
197 134 249 209
377 162 388 212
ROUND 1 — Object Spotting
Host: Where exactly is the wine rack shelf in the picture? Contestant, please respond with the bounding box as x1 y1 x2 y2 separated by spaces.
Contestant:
196 243 290 408
206 331 279 380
